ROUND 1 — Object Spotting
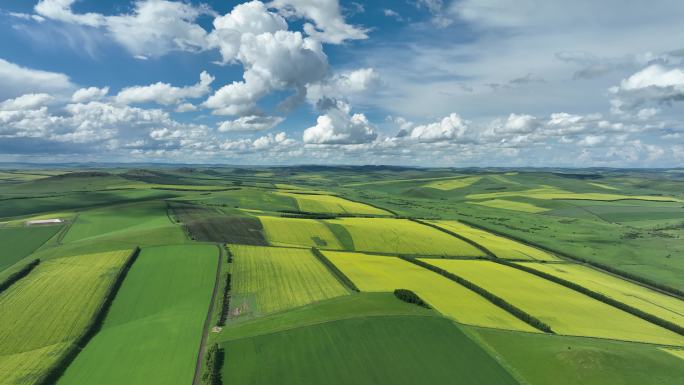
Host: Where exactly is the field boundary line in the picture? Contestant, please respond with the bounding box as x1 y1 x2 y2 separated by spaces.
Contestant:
192 244 223 385
219 314 440 343
456 218 684 299
36 246 141 385
410 218 496 258
400 256 554 333
496 259 684 337
0 258 40 294
311 247 360 292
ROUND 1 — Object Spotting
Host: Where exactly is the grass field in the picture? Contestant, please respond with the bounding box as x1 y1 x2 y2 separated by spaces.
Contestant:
0 250 131 385
518 262 684 326
62 201 187 247
221 316 520 385
56 245 217 385
428 220 559 261
0 225 62 273
278 192 390 215
424 176 482 190
472 326 684 385
324 218 485 256
471 199 549 213
426 260 684 345
323 250 536 332
230 245 348 316
259 216 344 249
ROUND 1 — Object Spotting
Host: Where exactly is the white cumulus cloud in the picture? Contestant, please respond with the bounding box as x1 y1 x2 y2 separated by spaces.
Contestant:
116 71 214 106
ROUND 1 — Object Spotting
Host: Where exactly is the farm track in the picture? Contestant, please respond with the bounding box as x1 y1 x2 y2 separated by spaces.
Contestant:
192 244 224 385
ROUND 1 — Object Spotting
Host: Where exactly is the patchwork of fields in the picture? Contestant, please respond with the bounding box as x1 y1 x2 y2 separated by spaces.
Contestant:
323 250 537 331
426 260 684 345
57 245 217 385
0 250 131 385
1 167 683 385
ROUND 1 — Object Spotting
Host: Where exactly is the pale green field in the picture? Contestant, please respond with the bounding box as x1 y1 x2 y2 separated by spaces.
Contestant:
424 176 482 190
467 187 680 202
323 250 536 332
426 260 684 346
325 218 485 256
0 250 131 385
470 199 548 213
232 245 348 315
277 193 390 215
519 262 684 326
259 216 343 249
588 182 619 190
429 220 559 261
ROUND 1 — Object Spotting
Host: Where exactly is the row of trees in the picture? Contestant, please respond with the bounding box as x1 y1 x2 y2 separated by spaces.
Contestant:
393 289 430 308
37 247 141 385
495 259 684 336
202 343 224 385
0 258 40 294
310 248 359 292
217 273 232 327
401 256 554 333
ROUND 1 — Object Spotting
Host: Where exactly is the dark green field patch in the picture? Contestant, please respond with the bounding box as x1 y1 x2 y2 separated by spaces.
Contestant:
221 316 520 385
0 225 62 273
325 222 355 250
171 203 267 245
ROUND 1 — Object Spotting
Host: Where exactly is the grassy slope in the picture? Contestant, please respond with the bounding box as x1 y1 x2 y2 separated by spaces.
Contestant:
62 200 188 248
472 326 684 385
57 244 217 385
230 245 348 315
221 316 520 385
0 225 62 272
0 250 130 385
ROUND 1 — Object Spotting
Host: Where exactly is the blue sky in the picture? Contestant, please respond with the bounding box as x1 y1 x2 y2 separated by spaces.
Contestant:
0 0 683 166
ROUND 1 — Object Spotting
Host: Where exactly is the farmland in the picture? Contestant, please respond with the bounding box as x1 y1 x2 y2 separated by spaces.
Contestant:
324 217 486 256
57 245 217 385
0 250 131 385
259 216 344 249
427 220 559 260
230 245 348 315
323 250 537 331
0 166 683 385
426 259 684 345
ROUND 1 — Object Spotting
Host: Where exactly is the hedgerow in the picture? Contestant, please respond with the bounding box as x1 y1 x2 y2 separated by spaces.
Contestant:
217 273 231 327
393 289 430 308
202 343 224 385
311 248 359 292
0 259 40 294
400 256 553 333
494 259 684 336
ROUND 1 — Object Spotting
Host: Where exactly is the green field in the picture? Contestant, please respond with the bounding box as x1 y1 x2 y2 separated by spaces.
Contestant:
62 201 188 247
471 199 549 213
230 245 348 315
171 203 268 245
471 326 684 385
424 176 482 190
466 187 680 202
323 250 536 331
259 216 344 249
56 245 217 385
221 316 520 385
426 259 684 345
518 262 684 326
0 225 62 273
428 220 559 260
0 250 131 385
324 218 486 256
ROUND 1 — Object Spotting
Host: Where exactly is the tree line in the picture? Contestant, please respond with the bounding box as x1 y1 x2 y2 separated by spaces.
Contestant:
311 248 359 292
0 258 40 294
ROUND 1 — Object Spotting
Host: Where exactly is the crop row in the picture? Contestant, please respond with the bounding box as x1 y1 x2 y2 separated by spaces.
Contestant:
400 257 553 333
